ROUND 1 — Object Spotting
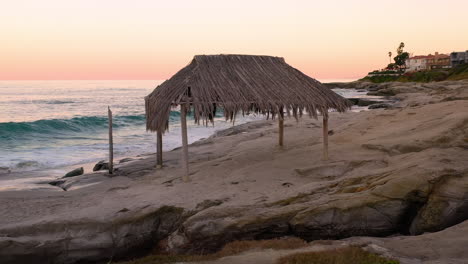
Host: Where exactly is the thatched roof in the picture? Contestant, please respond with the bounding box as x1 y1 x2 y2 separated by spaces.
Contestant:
145 54 351 132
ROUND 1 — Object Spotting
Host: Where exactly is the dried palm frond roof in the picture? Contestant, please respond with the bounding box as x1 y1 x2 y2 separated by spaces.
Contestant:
145 54 351 133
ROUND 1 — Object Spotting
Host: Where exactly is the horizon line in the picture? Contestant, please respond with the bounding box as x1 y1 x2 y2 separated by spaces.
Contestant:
0 77 360 81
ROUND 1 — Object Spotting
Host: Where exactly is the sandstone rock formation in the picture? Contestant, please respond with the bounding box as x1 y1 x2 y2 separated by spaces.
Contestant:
0 80 467 263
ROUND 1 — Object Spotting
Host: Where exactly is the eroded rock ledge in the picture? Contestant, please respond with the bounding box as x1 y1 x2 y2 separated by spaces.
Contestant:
0 80 467 264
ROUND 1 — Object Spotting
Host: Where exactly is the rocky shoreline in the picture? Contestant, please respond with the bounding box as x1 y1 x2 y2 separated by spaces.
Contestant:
0 80 467 264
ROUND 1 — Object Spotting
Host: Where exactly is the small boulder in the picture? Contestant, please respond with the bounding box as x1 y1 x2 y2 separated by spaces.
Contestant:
357 99 381 106
119 158 134 164
93 160 109 171
49 179 66 186
347 98 359 105
63 167 84 178
368 103 392 109
367 85 380 91
366 91 380 96
367 88 396 96
0 167 11 174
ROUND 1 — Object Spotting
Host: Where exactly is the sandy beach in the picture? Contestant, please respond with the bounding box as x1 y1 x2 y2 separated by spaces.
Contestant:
0 79 467 263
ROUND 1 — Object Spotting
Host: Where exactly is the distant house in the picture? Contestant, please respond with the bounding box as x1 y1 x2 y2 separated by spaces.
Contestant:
426 52 450 70
450 51 468 67
405 55 430 72
405 52 450 72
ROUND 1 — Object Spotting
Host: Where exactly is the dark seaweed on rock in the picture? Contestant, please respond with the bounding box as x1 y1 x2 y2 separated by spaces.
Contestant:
145 54 351 133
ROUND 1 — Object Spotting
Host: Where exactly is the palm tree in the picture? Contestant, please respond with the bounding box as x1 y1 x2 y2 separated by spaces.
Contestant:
388 52 392 64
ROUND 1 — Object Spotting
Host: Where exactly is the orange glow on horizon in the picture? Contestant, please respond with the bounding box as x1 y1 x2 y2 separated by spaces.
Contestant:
1 0 467 80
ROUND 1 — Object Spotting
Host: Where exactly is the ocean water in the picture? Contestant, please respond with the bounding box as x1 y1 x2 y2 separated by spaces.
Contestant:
0 80 364 178
0 80 267 173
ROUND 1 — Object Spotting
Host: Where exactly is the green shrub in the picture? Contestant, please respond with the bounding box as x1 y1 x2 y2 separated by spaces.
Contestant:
447 63 468 80
360 63 468 83
368 70 401 75
399 70 448 82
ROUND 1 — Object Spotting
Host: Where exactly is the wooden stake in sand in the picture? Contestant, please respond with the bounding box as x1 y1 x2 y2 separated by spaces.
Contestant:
278 108 284 147
322 114 329 160
156 131 163 168
180 103 190 182
108 106 114 174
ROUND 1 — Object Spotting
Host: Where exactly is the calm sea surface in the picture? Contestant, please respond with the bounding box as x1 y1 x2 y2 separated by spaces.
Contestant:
0 79 359 177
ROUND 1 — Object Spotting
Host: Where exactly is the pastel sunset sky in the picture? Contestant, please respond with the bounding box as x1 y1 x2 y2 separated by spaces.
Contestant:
1 0 467 81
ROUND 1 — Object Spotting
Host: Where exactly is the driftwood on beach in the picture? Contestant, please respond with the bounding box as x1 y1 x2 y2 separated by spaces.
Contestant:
108 106 113 174
145 54 352 178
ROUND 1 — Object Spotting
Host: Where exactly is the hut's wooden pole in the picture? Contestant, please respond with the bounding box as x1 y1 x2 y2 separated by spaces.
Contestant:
322 115 329 160
108 106 114 174
278 108 284 147
156 131 163 168
180 104 190 182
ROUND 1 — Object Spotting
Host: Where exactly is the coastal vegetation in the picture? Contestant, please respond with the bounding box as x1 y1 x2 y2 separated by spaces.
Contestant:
361 63 468 83
363 41 468 83
367 42 410 74
386 42 410 71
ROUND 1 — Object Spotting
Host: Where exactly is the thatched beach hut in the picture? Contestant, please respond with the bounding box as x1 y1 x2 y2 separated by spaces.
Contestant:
145 54 350 181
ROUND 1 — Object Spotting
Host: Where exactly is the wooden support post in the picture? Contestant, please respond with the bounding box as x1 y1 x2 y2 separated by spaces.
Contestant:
278 109 284 147
108 106 114 174
180 104 190 182
156 131 163 168
322 115 329 161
